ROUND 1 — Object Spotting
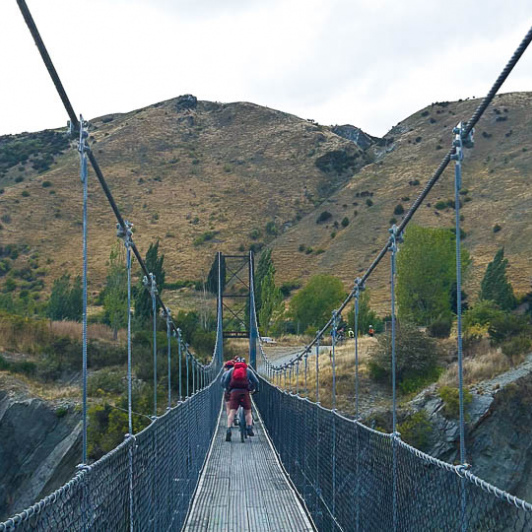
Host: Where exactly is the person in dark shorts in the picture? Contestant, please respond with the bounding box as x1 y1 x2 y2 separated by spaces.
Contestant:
221 357 259 442
223 360 235 418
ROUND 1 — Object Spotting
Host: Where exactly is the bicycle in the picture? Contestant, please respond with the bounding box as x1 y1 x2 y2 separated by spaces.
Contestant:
237 390 258 443
237 405 247 442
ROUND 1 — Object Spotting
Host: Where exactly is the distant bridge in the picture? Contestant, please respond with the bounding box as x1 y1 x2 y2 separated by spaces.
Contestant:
2 1 532 530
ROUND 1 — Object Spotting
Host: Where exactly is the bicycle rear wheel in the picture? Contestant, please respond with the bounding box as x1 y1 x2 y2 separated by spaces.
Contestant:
239 407 246 442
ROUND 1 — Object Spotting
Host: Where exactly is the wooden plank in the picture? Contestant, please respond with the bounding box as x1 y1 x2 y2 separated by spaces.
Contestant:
184 414 315 531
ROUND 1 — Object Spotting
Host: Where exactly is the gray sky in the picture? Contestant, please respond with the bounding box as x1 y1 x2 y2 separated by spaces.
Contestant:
1 0 531 138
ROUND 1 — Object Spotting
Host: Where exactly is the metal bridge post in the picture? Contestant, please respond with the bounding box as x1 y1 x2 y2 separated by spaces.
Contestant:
74 115 90 467
118 220 134 531
186 348 190 398
289 364 293 392
166 310 172 409
388 224 402 532
331 310 338 410
353 277 363 532
192 358 196 394
144 273 158 417
304 354 308 396
177 329 183 401
331 310 338 517
249 251 257 368
451 121 474 532
315 335 320 403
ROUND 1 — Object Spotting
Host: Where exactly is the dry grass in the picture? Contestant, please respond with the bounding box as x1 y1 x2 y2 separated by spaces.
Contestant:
277 337 389 413
0 371 80 403
50 320 125 344
0 98 362 298
438 338 514 387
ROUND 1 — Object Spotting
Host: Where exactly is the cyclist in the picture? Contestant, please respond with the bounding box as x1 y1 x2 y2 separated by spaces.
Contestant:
368 324 375 337
223 360 235 418
222 357 259 442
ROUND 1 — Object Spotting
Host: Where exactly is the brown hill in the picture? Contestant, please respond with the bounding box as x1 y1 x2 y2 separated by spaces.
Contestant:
271 92 532 312
1 93 531 312
0 96 365 297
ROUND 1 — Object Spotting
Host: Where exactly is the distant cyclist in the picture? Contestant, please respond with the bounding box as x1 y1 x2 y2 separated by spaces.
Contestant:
222 357 259 442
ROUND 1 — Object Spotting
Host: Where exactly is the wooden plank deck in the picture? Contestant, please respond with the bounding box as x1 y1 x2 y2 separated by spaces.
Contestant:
184 409 315 531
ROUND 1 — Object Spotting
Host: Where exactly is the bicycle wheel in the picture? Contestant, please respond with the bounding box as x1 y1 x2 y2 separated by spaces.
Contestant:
239 407 246 442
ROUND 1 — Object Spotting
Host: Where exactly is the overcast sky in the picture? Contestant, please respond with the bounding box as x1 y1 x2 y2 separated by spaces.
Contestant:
1 0 531 138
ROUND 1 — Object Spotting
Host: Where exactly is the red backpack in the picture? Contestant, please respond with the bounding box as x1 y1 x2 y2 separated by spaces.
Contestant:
229 362 249 390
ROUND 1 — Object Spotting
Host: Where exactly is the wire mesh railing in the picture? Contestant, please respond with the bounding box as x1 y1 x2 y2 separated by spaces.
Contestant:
0 371 223 532
254 378 532 532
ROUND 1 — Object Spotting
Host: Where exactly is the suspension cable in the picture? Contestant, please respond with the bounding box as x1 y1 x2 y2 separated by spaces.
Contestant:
255 24 532 373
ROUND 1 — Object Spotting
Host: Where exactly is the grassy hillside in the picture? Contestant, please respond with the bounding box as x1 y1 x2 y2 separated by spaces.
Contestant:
1 93 531 313
271 92 532 311
0 97 365 301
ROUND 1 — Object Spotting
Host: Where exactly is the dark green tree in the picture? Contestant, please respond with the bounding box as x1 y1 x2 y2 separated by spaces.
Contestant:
479 248 516 311
254 248 274 315
134 241 165 326
47 274 82 321
103 244 128 339
258 264 283 335
289 274 346 332
206 253 225 294
346 290 382 334
397 225 470 326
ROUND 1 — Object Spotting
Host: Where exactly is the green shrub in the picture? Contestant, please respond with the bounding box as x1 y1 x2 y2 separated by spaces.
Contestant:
55 406 68 418
501 335 532 358
249 228 261 240
21 190 30 197
316 211 332 224
428 315 452 338
265 221 278 236
369 322 440 393
298 244 306 252
439 386 472 418
488 313 530 343
88 369 124 396
394 204 405 216
398 411 433 451
493 224 502 233
366 198 373 207
42 181 53 188
341 217 349 227
435 201 447 210
279 281 301 298
193 231 218 246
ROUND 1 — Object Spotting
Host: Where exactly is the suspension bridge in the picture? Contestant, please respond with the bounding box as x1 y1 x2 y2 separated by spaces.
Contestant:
2 1 532 530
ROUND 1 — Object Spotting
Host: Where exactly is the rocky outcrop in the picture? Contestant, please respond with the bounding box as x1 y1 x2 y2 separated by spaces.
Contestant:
331 124 388 149
0 389 81 520
405 354 532 500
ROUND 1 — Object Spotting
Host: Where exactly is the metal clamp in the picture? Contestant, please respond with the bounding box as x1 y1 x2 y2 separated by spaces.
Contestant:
353 277 365 298
450 121 474 188
388 224 403 253
143 272 158 296
455 463 472 478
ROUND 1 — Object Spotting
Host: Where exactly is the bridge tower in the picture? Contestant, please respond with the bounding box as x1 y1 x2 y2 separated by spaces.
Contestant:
220 251 257 367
